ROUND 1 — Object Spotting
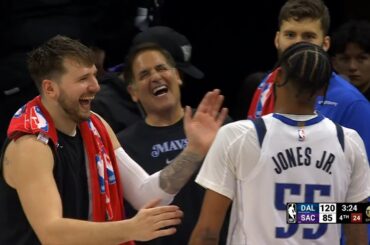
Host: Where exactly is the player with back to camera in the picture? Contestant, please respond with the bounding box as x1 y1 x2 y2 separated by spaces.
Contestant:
246 1 370 242
189 42 370 245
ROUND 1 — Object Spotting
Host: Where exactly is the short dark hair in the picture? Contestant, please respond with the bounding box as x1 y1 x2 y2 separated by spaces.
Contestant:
27 35 95 91
329 20 370 56
276 42 332 99
278 0 330 35
124 42 176 84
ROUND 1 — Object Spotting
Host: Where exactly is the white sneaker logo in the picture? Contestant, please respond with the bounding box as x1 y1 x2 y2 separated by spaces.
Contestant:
166 158 172 164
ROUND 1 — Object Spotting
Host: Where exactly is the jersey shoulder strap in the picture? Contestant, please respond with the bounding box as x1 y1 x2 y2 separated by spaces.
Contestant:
334 123 345 151
251 118 345 151
251 117 266 147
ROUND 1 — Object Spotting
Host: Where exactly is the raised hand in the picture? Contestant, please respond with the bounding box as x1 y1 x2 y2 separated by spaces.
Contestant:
129 199 183 241
158 89 228 194
184 89 228 157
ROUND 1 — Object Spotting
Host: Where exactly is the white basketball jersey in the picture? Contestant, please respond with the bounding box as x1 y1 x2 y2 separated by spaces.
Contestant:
196 113 370 245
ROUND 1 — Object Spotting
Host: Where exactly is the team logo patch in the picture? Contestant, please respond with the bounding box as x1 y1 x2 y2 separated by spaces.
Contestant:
298 129 305 141
96 154 105 193
88 119 100 137
30 106 48 131
103 150 116 184
13 105 26 118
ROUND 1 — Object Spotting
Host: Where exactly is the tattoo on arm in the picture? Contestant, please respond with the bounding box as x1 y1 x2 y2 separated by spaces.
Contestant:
159 151 203 194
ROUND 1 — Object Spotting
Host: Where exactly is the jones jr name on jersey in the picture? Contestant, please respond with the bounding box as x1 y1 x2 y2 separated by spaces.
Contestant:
272 146 335 175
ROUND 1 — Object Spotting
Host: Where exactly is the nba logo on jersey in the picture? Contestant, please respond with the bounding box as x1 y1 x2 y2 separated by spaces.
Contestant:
298 129 305 141
287 203 297 223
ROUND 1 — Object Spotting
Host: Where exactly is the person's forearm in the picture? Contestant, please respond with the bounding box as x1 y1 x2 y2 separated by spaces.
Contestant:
39 218 134 245
343 223 368 245
115 147 174 209
159 148 203 194
189 190 230 245
189 228 219 245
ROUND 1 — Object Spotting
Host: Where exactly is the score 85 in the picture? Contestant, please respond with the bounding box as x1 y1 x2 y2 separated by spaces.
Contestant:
275 183 330 239
319 203 336 223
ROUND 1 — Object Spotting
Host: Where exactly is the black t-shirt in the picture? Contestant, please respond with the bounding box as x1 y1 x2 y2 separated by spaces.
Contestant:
54 130 89 220
0 130 88 244
117 118 229 245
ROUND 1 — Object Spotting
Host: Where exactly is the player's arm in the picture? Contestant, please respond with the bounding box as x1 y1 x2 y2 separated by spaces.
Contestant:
343 129 370 245
343 222 368 245
189 189 231 245
159 89 227 194
343 199 368 245
95 112 175 208
99 89 228 206
3 135 182 244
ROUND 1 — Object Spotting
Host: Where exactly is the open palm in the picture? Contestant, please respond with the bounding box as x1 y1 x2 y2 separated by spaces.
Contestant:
184 89 228 157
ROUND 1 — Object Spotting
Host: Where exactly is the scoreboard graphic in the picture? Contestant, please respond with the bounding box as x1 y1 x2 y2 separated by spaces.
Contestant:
286 203 370 224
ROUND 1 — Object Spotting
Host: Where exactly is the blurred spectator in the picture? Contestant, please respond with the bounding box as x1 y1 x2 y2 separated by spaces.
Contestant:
330 20 370 100
91 46 143 133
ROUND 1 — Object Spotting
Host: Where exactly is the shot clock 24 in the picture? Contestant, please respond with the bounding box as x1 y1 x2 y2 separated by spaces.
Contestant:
337 203 366 223
287 203 370 224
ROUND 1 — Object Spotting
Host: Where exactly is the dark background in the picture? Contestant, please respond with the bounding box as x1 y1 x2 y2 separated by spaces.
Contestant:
1 0 369 139
157 0 348 118
156 0 370 118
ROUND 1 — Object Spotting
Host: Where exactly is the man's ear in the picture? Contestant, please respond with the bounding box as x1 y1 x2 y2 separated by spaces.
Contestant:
322 35 330 52
174 68 183 85
274 31 280 49
42 79 58 98
127 84 139 102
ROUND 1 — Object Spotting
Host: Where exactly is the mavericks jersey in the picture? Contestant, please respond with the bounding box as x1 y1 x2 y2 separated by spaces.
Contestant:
196 113 370 245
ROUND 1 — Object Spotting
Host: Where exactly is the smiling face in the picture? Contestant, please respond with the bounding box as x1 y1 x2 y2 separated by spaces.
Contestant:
275 18 330 57
128 50 183 122
52 57 100 123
